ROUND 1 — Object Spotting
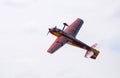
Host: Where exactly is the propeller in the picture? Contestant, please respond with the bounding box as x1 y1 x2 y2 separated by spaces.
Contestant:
47 28 51 35
47 31 49 35
47 26 57 35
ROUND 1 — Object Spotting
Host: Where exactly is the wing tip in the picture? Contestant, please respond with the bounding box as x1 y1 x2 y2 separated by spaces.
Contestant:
47 50 54 54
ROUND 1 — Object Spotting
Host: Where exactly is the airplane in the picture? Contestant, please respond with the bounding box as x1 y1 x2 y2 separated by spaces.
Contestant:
47 18 100 59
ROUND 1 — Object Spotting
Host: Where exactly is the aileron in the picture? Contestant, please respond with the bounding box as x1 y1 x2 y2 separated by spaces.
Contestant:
47 36 68 53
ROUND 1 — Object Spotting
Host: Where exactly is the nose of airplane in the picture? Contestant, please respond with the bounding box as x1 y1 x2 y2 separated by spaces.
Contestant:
47 28 51 35
48 28 51 32
49 28 53 32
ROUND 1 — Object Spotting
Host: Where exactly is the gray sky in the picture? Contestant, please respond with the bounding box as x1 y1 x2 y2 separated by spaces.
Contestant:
0 0 120 78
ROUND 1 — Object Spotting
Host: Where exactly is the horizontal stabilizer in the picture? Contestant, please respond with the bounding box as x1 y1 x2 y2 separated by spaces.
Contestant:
85 43 99 59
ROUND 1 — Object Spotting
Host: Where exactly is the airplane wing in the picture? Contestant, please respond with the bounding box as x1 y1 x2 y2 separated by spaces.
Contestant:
64 18 84 37
47 36 68 53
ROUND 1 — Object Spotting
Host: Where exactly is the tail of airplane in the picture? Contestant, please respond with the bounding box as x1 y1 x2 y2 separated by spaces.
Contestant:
85 43 100 59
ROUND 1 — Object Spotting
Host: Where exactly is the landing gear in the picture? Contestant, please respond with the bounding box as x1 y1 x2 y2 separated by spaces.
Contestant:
62 23 69 31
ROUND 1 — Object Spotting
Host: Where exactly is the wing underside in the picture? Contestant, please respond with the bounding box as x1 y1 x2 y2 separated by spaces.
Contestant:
65 18 84 37
47 36 68 53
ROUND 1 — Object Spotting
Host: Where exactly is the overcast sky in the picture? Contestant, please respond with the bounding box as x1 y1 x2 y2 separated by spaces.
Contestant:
0 0 120 78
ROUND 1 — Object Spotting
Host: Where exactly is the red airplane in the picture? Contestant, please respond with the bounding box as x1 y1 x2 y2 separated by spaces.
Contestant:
47 18 100 59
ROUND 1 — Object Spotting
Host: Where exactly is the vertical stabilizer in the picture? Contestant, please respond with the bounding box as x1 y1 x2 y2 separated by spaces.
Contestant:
85 43 99 59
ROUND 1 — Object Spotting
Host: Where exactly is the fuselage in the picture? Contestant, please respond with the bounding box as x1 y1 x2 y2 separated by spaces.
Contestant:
48 18 99 59
49 27 92 51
